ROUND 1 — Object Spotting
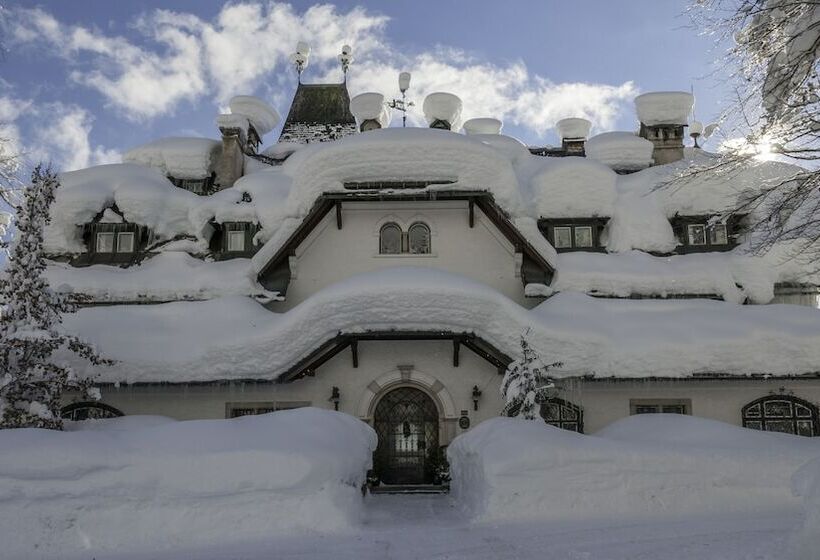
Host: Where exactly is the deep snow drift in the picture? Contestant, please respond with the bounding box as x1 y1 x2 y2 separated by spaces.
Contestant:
448 414 820 522
0 408 376 557
792 457 820 560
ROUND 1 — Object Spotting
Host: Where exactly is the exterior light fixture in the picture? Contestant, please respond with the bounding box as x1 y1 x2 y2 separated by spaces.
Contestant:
338 45 354 79
472 385 482 411
290 41 311 82
329 386 340 411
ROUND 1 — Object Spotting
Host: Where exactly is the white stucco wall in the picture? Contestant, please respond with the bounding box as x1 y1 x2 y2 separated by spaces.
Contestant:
275 200 531 309
85 339 820 441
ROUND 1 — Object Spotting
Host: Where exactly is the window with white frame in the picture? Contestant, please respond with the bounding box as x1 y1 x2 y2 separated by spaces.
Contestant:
574 226 593 248
116 232 135 253
687 224 707 246
553 226 573 249
408 222 431 254
630 399 691 415
96 232 115 253
709 224 728 245
227 230 246 252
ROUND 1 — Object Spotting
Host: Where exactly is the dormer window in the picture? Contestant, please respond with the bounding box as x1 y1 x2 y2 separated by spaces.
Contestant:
116 232 135 253
169 173 216 196
687 224 707 246
227 230 246 252
540 219 608 253
95 232 115 253
212 221 260 258
672 215 741 254
709 224 728 245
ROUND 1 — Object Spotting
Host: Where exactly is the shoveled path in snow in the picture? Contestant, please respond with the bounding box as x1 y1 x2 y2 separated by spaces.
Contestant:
84 494 799 560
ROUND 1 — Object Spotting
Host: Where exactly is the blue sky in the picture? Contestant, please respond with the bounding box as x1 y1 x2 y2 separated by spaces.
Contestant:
0 1 731 173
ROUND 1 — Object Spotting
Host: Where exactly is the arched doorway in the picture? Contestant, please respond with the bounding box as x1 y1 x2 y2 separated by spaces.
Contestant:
373 387 440 485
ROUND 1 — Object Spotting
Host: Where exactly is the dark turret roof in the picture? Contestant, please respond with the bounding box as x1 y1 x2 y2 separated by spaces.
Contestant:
278 82 357 143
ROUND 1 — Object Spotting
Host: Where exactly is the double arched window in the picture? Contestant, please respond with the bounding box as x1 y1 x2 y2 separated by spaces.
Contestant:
742 395 819 437
379 222 431 255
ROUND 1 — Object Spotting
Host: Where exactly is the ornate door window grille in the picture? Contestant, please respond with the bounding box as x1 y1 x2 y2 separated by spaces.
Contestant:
540 397 584 433
742 395 819 437
60 402 124 421
373 387 439 485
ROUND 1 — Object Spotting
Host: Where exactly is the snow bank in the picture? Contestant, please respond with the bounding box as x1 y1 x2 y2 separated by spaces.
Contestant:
792 457 820 560
0 408 376 556
123 137 221 179
228 95 280 136
61 267 820 383
448 415 820 522
349 92 391 129
47 253 277 302
585 131 654 170
529 156 617 218
555 117 591 140
634 91 694 126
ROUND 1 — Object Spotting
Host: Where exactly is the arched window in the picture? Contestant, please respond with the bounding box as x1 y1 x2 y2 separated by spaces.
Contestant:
60 402 124 421
540 397 584 433
379 223 402 254
742 395 819 437
408 222 431 254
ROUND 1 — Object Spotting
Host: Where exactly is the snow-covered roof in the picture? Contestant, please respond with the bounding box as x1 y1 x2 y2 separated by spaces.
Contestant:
62 267 820 383
46 126 813 303
634 91 694 126
528 157 617 218
47 253 276 303
585 132 654 171
123 137 221 179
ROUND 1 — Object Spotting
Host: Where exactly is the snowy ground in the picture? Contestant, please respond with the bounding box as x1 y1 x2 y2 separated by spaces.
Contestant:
77 493 800 560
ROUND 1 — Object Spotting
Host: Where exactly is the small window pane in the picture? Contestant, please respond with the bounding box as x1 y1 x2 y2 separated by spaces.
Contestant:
408 223 431 254
745 403 762 418
227 230 245 252
574 226 593 248
117 232 135 253
380 223 402 254
797 421 815 437
765 420 795 434
96 232 114 253
553 227 572 249
688 224 706 245
661 405 686 414
634 405 659 414
745 420 763 430
764 400 792 418
709 224 728 245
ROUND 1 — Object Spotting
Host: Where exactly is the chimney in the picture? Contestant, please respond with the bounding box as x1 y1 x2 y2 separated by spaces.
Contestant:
423 92 462 131
634 92 694 165
350 92 391 132
214 96 280 188
555 117 591 155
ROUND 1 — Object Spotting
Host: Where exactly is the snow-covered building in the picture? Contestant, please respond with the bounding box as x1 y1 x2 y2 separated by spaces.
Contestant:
45 79 820 485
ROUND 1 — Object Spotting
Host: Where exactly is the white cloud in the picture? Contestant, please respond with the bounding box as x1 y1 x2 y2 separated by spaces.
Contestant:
9 3 638 138
0 95 120 172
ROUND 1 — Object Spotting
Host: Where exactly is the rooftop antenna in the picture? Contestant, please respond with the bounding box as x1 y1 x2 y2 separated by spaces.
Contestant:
290 41 310 83
338 45 353 81
387 72 414 128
